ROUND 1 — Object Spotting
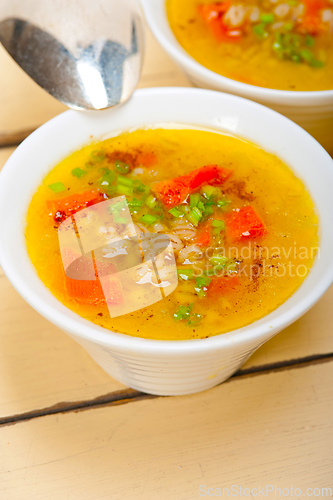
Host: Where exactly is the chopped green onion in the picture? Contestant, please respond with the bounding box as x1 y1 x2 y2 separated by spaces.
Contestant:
217 198 230 209
283 22 294 31
194 275 211 298
186 207 202 227
177 269 195 280
140 214 158 225
146 194 157 209
111 199 130 224
197 201 206 212
128 198 144 210
260 13 275 23
48 182 66 193
152 205 164 221
213 227 223 238
288 0 297 5
71 167 86 179
188 313 203 326
190 193 201 208
310 59 324 67
209 255 228 267
173 303 202 326
169 207 183 218
204 205 214 216
116 184 133 196
99 170 116 187
115 160 129 174
179 204 191 215
253 23 269 38
305 35 315 47
112 200 127 212
114 215 130 224
212 220 225 229
201 185 217 199
196 276 211 288
134 180 149 193
194 288 206 298
300 49 313 62
291 54 301 63
186 212 198 226
117 175 134 187
173 303 192 322
192 207 203 219
91 150 106 161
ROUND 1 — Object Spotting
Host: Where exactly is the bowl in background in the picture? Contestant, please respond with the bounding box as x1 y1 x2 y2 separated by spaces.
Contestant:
141 0 333 154
0 87 333 396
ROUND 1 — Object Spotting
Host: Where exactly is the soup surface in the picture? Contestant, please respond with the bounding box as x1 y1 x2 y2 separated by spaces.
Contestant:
26 128 318 340
167 0 333 90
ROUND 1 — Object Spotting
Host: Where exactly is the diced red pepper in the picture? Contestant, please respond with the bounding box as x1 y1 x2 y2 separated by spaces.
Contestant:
210 19 243 41
226 206 267 241
207 275 239 296
198 2 231 23
199 2 243 42
47 190 106 223
153 164 231 207
65 274 123 306
62 250 123 306
196 222 212 246
297 0 329 34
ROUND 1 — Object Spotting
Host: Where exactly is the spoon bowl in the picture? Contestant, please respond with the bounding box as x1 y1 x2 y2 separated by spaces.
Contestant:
0 0 145 110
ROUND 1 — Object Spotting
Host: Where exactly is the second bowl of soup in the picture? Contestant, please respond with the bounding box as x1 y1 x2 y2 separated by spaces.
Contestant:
141 0 333 153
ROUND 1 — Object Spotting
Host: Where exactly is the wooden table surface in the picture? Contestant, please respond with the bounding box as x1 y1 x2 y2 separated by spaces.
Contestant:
0 29 332 500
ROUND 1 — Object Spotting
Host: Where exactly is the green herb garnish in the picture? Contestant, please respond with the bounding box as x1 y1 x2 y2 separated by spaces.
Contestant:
190 193 201 208
253 23 269 39
212 220 225 229
91 150 106 161
115 160 129 174
173 303 203 326
260 13 275 24
140 214 158 225
169 207 183 218
209 255 228 267
177 269 195 281
305 35 315 47
117 175 134 187
194 275 211 298
48 182 66 193
186 207 203 227
116 184 133 196
71 167 86 179
146 194 157 209
217 198 230 209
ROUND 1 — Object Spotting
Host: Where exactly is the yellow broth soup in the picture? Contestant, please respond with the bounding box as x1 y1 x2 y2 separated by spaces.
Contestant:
25 128 318 340
167 0 333 91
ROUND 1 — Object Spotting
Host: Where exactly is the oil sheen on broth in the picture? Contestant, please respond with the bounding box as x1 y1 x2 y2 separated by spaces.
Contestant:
167 0 333 91
25 129 318 340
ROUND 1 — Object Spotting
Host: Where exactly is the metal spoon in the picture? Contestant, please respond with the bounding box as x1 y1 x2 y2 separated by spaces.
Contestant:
0 0 145 110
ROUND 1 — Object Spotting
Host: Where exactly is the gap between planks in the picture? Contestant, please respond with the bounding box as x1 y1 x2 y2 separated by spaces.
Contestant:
0 129 36 148
1 352 332 428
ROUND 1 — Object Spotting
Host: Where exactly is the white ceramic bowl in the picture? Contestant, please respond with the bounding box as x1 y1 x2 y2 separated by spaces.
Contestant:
1 87 333 396
141 0 333 154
